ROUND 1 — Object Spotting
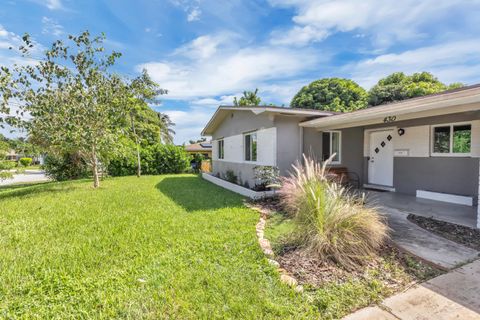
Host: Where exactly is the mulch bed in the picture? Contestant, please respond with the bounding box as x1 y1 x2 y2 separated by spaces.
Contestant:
250 197 443 291
407 214 480 251
277 242 441 289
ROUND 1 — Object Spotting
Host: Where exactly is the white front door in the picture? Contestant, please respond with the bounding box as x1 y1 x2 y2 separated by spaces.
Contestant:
368 130 394 187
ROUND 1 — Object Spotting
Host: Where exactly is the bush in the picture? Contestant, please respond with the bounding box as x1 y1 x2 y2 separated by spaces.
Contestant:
253 165 280 191
19 157 33 167
0 160 15 181
44 153 90 181
108 143 190 176
279 155 389 269
224 170 238 184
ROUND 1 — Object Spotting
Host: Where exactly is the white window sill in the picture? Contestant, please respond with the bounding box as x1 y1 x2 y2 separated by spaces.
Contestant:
430 153 472 157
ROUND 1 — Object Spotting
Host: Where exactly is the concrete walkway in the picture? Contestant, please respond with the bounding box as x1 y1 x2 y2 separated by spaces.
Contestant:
384 207 479 269
344 259 480 320
0 170 50 186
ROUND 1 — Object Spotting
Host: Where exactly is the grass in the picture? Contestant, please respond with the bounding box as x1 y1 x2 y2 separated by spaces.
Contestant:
0 175 319 319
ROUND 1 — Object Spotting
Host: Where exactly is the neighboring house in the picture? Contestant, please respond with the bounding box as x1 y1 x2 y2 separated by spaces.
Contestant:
202 85 480 228
184 142 212 159
5 149 18 161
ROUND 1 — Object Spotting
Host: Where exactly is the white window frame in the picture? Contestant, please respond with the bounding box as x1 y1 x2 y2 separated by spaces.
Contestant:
431 122 472 157
323 130 342 165
243 131 257 162
217 139 224 160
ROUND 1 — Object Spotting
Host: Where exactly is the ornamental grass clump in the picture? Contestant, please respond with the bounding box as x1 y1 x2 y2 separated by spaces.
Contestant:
279 155 389 269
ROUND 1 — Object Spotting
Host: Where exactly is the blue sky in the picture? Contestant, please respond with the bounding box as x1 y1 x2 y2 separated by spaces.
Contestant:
1 0 480 143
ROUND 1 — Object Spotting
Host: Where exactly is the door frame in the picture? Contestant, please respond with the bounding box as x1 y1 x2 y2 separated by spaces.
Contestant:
366 128 395 187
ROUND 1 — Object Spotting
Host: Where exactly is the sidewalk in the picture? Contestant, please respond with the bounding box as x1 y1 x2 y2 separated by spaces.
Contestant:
344 259 480 320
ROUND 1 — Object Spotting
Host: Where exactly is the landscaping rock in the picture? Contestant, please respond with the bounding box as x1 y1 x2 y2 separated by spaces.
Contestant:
267 259 280 267
280 274 298 287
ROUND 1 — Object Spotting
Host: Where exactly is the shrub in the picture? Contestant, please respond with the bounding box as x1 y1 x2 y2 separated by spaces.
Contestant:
224 170 238 184
253 165 280 190
19 157 33 167
0 160 15 181
279 155 389 269
44 153 90 181
108 144 190 176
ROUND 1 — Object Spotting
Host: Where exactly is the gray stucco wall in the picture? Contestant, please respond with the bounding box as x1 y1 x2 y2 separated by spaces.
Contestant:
275 116 303 175
393 157 479 200
211 110 274 140
303 128 322 160
302 127 365 185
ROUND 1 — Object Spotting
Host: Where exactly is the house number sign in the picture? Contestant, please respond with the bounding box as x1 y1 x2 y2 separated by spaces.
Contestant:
383 116 396 123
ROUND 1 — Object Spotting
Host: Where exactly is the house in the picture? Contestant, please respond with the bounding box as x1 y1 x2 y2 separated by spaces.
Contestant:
202 85 480 228
201 106 335 186
184 141 212 159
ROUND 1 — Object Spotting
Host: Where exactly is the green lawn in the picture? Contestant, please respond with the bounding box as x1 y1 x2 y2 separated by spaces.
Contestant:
0 175 317 319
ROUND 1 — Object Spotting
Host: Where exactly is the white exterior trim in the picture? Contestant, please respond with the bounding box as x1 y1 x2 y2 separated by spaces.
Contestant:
202 173 276 199
416 190 473 206
324 130 342 165
430 121 472 157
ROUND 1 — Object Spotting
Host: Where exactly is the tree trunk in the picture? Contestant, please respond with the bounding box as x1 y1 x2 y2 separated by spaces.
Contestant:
92 147 100 188
130 112 141 178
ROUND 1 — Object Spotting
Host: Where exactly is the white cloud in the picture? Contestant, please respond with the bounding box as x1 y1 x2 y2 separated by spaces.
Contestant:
41 0 63 10
187 7 201 22
173 34 226 60
347 39 480 88
41 17 64 37
269 0 479 48
163 107 215 144
138 40 318 99
271 25 329 46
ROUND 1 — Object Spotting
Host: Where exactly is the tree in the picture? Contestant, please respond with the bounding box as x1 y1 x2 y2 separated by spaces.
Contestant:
291 78 368 112
368 72 464 106
233 88 262 106
123 70 167 177
189 137 206 144
0 139 14 181
157 112 175 144
0 31 135 188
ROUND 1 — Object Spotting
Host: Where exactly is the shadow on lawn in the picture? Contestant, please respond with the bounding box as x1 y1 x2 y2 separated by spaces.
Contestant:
0 181 76 200
156 175 243 212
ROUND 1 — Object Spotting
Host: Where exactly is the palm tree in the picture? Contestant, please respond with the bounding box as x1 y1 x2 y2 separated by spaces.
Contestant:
157 112 175 144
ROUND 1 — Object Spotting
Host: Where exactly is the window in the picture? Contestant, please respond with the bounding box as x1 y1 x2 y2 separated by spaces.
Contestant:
432 123 471 155
218 139 224 159
322 131 341 164
244 132 257 161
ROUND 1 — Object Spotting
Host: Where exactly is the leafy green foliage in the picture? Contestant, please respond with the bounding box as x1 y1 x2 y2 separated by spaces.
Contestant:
291 78 368 112
0 31 167 188
108 144 190 176
224 169 238 184
233 88 262 106
0 175 317 318
253 165 280 190
368 72 464 106
43 153 91 181
19 157 32 167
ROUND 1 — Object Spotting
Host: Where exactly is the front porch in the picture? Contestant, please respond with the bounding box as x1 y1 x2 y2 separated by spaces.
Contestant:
366 190 478 229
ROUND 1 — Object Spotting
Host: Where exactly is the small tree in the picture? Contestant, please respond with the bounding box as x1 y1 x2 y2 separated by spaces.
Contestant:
0 31 136 188
0 140 14 181
291 78 368 112
233 88 262 106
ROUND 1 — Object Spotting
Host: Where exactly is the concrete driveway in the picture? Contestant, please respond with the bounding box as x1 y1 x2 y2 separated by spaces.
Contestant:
0 170 50 186
344 259 480 320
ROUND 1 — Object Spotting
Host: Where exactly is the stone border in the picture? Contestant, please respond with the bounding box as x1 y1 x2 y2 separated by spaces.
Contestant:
246 202 303 292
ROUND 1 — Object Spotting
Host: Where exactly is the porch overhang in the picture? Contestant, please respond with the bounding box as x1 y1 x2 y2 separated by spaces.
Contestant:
300 85 480 131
